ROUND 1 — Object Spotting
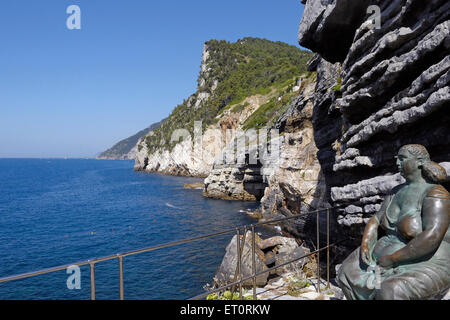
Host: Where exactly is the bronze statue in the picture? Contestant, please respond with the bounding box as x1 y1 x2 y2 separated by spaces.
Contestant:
338 144 450 299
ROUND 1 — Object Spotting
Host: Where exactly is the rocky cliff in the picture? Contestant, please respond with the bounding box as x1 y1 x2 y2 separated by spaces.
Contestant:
134 38 313 177
202 74 317 201
257 72 332 238
296 0 450 243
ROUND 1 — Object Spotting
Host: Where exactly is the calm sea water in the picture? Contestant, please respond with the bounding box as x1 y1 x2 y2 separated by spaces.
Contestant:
0 159 264 300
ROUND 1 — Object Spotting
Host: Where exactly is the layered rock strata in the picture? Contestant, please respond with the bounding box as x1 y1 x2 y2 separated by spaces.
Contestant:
202 72 340 242
202 94 276 200
257 77 332 240
298 0 450 241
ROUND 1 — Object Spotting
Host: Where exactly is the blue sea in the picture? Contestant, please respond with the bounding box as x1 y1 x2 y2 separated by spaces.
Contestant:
0 158 265 300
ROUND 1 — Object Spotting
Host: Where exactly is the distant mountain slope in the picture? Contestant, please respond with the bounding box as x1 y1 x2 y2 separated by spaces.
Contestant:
97 119 166 160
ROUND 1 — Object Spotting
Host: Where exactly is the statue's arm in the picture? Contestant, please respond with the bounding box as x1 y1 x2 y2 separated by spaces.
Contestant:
360 216 379 265
362 195 388 244
390 188 450 265
361 214 380 249
360 196 388 265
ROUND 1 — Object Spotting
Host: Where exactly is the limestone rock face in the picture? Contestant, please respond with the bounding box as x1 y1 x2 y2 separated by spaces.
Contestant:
134 131 224 177
202 96 269 200
257 71 334 240
298 0 450 240
202 88 299 201
298 0 372 63
203 164 266 201
134 136 149 171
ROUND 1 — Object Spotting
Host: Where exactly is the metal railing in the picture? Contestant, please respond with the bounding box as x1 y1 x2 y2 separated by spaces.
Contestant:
0 207 347 300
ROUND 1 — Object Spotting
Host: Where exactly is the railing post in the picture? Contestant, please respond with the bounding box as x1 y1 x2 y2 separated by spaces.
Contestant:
251 225 256 301
316 210 320 293
231 228 246 300
118 256 124 300
90 263 96 300
326 208 330 289
236 228 241 300
238 228 244 300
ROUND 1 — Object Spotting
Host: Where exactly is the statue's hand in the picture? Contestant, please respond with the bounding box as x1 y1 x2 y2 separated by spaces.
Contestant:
377 254 396 268
360 245 372 266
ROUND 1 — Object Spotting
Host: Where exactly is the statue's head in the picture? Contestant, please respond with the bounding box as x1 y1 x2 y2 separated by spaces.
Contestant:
397 144 447 183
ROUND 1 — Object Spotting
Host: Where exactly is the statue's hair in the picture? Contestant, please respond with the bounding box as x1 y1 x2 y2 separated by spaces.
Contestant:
399 144 447 183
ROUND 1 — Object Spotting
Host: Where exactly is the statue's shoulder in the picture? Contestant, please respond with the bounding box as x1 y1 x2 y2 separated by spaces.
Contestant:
425 185 450 200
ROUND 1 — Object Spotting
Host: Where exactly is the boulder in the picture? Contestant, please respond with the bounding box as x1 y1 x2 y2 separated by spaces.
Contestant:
264 251 276 265
214 231 269 287
274 246 311 276
259 236 298 252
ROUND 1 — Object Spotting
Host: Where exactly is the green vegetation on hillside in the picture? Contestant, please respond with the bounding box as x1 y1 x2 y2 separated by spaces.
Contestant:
231 102 250 113
242 77 302 130
144 37 313 154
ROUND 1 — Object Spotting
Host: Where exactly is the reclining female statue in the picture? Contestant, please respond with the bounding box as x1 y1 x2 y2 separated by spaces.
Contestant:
338 144 450 300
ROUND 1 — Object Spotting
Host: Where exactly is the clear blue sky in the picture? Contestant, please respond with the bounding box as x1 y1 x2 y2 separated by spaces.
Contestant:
0 0 306 158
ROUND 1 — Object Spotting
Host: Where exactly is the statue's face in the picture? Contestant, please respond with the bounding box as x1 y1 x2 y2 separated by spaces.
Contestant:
396 149 421 180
